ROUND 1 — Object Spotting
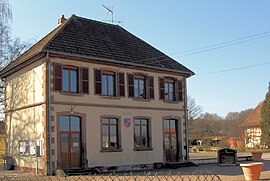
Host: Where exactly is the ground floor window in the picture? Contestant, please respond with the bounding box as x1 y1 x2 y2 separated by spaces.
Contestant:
101 117 121 151
134 118 152 150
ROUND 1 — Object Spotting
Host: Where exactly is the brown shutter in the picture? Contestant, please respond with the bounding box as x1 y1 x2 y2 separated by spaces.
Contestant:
178 79 183 101
54 63 62 91
127 74 134 97
159 77 165 100
149 76 154 99
94 69 102 94
81 67 89 94
118 72 125 97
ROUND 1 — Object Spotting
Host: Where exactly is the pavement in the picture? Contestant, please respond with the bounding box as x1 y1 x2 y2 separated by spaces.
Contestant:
0 152 270 180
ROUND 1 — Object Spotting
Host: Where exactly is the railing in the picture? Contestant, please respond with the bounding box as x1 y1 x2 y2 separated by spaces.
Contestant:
0 170 221 181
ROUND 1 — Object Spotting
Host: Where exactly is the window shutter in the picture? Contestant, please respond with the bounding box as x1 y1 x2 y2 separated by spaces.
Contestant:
178 79 183 101
118 72 125 97
94 69 102 94
81 67 89 94
128 74 134 97
149 76 154 99
54 63 62 91
159 77 165 100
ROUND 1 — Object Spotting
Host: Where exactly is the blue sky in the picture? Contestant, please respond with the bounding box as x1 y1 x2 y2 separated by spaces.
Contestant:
9 1 270 117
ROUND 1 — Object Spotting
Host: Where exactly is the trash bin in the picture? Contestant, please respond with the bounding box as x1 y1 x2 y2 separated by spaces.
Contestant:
4 156 15 170
218 148 237 166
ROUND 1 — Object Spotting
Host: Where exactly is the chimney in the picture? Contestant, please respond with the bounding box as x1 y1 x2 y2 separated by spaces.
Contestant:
58 15 67 25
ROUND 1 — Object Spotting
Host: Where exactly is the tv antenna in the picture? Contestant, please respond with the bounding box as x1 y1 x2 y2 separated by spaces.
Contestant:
101 5 122 24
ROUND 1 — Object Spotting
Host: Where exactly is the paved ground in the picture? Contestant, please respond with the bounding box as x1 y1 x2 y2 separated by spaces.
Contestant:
0 152 270 180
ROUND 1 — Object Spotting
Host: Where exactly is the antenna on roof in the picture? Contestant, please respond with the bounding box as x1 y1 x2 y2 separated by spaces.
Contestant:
101 5 122 25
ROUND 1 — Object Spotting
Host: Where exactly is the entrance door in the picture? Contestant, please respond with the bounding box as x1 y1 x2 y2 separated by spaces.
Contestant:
59 116 81 169
164 119 179 162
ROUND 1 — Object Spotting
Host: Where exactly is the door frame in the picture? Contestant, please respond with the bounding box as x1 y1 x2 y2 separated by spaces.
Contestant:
57 112 87 169
162 116 182 162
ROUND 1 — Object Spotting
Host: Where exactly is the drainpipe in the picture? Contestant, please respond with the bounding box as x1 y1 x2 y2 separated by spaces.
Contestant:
184 77 189 162
7 80 13 156
46 52 52 175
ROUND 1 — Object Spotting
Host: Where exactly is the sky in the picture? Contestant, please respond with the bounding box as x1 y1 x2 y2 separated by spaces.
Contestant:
9 0 270 117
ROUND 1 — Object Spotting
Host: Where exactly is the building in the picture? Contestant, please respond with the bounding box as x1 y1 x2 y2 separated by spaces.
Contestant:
240 102 263 148
0 121 5 160
0 15 194 175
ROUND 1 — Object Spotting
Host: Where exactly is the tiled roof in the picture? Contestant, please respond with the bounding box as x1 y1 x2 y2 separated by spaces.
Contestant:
241 102 263 127
1 15 194 76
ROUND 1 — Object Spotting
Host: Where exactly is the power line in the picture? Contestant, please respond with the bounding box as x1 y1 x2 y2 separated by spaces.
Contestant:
197 61 270 76
137 30 270 62
175 33 270 58
173 31 270 56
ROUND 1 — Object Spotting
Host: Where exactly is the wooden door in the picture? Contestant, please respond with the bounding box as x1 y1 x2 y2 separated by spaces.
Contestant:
164 119 179 162
60 116 81 169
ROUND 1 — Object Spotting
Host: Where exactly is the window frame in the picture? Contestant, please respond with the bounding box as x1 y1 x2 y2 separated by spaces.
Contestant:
62 66 79 93
100 116 122 152
134 75 146 99
164 78 175 101
133 117 152 151
101 71 116 97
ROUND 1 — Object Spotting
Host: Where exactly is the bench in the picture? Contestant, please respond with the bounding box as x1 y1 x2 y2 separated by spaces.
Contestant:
237 156 253 161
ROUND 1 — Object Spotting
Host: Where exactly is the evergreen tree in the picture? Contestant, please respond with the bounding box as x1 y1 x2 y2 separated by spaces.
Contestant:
261 83 270 146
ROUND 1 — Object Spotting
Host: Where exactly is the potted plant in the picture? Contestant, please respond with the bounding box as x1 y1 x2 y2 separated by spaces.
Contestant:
251 151 263 161
240 162 264 181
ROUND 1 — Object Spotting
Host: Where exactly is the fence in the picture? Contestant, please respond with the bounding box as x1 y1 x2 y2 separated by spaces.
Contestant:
0 170 221 181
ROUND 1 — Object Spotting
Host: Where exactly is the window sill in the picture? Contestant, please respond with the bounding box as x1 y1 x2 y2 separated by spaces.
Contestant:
100 148 123 153
101 95 121 100
132 97 151 102
163 100 179 104
133 147 153 151
60 92 84 97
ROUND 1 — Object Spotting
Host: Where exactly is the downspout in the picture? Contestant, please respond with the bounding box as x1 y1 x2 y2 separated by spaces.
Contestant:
7 80 13 156
45 51 52 175
184 77 189 162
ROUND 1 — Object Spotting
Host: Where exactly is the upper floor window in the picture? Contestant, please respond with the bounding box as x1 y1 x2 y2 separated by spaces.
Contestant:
101 117 122 151
95 69 125 97
54 63 89 94
159 77 183 102
165 79 175 101
134 75 146 98
63 68 78 93
128 73 154 100
102 72 115 96
134 118 152 150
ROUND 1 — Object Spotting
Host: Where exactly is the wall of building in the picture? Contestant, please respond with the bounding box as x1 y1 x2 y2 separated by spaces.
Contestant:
244 126 261 148
50 57 188 169
5 60 46 173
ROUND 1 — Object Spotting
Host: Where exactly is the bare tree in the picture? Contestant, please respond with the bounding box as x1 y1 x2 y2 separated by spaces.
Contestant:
0 0 31 121
187 96 203 120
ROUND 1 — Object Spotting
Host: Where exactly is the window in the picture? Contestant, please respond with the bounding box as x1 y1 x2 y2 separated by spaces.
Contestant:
54 63 89 94
63 68 78 93
102 72 115 96
134 76 146 98
134 118 151 150
94 69 125 97
101 118 121 151
165 79 175 101
159 77 183 102
128 73 154 99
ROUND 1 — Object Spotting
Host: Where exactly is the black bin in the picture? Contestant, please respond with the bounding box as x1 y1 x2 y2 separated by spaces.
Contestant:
218 148 237 166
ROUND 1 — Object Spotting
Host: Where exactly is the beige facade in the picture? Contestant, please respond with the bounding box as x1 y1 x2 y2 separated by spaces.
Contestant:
1 15 193 175
4 55 189 174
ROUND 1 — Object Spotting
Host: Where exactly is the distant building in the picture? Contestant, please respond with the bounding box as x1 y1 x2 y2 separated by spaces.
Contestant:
0 15 194 175
240 102 263 148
